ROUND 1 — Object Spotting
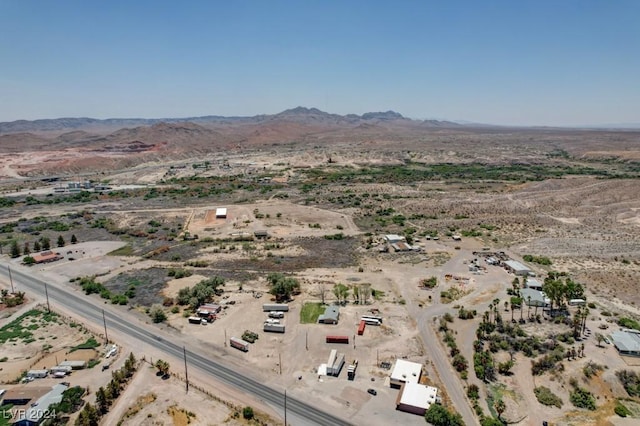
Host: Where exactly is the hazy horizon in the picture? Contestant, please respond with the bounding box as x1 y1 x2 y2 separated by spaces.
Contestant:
2 1 638 127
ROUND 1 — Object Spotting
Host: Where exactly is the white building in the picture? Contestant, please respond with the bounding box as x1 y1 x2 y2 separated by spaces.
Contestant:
384 234 405 244
216 207 228 218
390 359 422 388
396 382 439 415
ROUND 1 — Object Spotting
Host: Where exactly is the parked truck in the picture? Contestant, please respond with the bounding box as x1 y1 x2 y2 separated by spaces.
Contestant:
347 360 359 380
263 303 289 312
230 337 250 352
263 323 285 333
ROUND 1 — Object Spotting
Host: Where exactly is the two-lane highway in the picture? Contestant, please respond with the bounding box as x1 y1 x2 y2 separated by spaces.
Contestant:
0 264 353 426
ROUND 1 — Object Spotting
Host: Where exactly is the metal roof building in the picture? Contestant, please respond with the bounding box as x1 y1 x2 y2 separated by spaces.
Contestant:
521 288 550 307
611 330 640 357
14 383 69 426
504 260 532 276
318 305 340 324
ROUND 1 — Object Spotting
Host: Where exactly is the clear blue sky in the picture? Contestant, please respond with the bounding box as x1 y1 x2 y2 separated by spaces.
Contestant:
1 1 638 126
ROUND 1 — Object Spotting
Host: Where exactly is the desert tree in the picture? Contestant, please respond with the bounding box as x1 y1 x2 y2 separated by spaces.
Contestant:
57 235 66 247
317 282 328 304
41 236 51 250
10 240 20 258
71 234 78 244
33 240 41 252
23 242 30 255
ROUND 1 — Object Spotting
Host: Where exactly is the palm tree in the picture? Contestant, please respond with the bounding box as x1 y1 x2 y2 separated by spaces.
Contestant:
527 296 532 319
504 300 509 312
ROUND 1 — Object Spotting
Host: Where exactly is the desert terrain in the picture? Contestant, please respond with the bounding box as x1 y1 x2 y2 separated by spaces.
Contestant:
0 110 639 426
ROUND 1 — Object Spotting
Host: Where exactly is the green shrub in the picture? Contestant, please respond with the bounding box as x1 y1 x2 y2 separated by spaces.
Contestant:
534 386 563 408
570 387 596 410
614 402 631 417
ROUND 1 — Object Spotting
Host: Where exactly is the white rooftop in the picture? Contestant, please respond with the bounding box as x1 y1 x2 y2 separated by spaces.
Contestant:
216 207 227 216
399 382 439 409
391 359 422 384
384 234 405 242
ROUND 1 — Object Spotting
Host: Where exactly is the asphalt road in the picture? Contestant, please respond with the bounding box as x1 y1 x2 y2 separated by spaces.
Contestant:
0 264 353 426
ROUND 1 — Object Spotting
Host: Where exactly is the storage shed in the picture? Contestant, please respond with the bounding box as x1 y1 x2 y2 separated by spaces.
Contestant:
215 208 227 218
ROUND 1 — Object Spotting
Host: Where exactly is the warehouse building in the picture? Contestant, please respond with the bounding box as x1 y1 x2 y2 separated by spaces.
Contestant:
504 260 532 276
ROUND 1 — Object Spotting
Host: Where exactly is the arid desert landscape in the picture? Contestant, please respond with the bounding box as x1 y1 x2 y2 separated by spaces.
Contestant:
1 109 640 426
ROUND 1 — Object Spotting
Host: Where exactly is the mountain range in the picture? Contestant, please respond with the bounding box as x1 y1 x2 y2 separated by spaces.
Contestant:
0 107 457 135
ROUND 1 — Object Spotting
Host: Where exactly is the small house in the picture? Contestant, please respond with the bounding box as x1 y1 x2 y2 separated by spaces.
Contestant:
318 305 340 324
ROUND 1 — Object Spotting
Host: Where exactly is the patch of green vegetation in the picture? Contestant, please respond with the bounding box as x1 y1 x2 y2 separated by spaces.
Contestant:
70 337 100 352
523 254 552 265
570 386 596 410
371 288 385 301
618 317 640 331
87 359 101 369
300 303 326 324
0 309 54 344
323 233 344 240
48 386 85 414
615 401 632 417
534 386 563 408
108 245 134 256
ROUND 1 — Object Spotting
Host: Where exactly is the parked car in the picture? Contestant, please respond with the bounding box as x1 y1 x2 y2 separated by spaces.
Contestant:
367 388 377 396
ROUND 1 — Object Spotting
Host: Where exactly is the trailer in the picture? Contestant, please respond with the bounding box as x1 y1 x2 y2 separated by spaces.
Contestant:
361 317 381 326
264 323 285 333
347 360 359 380
230 337 250 352
326 335 349 344
263 304 289 312
361 314 383 324
357 320 366 336
188 316 203 324
264 318 281 325
268 311 285 319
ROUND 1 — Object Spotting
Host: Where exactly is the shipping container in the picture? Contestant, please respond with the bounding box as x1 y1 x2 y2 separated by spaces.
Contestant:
263 304 290 312
230 337 250 352
263 323 285 333
326 335 349 344
357 320 366 335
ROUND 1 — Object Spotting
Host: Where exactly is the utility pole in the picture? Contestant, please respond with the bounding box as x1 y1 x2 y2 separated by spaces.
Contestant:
279 353 282 375
44 281 50 313
102 309 109 344
183 346 189 393
224 329 227 347
305 332 308 351
284 389 287 426
8 265 15 293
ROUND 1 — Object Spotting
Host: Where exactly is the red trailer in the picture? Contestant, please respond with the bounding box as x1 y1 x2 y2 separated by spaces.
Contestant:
326 335 349 344
357 320 366 336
